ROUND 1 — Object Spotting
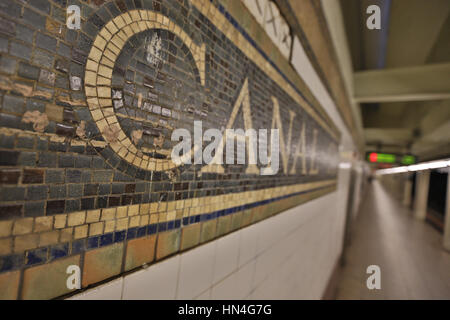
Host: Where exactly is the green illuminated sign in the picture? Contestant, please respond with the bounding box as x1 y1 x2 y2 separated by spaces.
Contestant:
401 155 416 165
367 152 416 165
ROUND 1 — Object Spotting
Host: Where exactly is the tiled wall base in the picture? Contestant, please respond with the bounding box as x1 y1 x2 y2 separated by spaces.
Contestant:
68 171 349 300
0 184 335 300
63 184 335 299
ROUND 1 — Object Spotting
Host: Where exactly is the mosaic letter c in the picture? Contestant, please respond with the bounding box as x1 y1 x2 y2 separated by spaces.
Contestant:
85 10 205 172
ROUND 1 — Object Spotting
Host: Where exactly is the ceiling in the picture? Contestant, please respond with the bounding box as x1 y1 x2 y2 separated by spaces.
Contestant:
340 0 450 162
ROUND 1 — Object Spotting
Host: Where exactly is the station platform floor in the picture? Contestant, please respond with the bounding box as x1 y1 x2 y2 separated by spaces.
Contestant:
335 180 450 299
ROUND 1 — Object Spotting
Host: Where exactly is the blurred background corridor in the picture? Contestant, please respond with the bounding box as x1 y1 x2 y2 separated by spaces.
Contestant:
336 180 450 299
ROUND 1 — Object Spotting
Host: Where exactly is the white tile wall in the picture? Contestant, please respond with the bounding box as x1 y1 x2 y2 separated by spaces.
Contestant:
238 224 258 267
176 241 215 299
121 255 180 300
212 231 240 284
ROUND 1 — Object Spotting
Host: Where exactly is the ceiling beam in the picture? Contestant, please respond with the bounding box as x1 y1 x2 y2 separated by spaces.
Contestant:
364 128 413 145
413 118 450 153
354 63 450 103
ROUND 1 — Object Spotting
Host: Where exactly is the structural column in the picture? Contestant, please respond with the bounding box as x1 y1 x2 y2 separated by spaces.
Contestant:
403 173 413 207
413 170 430 220
443 172 450 251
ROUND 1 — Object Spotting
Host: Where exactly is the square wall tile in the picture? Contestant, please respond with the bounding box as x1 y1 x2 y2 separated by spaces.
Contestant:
122 254 180 300
22 255 80 300
125 235 156 271
238 224 258 267
156 230 180 260
213 231 240 284
82 243 124 287
176 241 215 299
0 270 20 300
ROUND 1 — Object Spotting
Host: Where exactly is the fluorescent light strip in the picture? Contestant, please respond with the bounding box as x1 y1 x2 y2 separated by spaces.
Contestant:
376 159 450 175
339 162 352 169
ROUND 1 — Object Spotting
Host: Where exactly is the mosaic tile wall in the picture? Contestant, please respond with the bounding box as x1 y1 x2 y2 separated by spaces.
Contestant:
0 0 340 299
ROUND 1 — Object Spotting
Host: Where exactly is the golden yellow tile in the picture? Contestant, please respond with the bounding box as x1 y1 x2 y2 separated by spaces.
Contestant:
88 46 102 62
13 218 33 236
150 202 158 213
103 48 117 62
122 12 132 25
167 210 176 221
93 36 106 51
104 220 116 233
60 228 72 242
113 16 126 29
89 222 104 237
150 214 158 224
139 215 149 226
98 65 112 79
0 238 12 255
67 211 86 227
105 20 119 34
129 216 139 228
140 204 150 215
39 231 59 246
99 27 112 41
73 225 87 240
138 21 147 31
117 206 128 219
139 9 148 20
129 10 141 22
14 234 39 252
128 205 139 217
86 210 101 223
108 42 121 55
86 59 99 72
0 220 13 237
100 56 114 68
116 218 128 231
85 86 97 97
111 35 125 49
34 216 53 232
84 71 97 86
101 208 116 221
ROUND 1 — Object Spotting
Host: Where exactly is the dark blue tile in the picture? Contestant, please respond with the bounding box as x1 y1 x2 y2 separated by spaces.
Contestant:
127 227 137 240
0 253 23 272
50 243 69 260
72 239 86 254
167 221 174 230
114 230 126 243
158 222 167 232
147 224 157 235
26 247 48 266
182 217 189 225
174 219 181 228
137 226 147 237
100 233 113 247
87 236 99 250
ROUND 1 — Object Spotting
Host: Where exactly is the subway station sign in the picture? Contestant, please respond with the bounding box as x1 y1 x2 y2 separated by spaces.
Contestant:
367 152 416 165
